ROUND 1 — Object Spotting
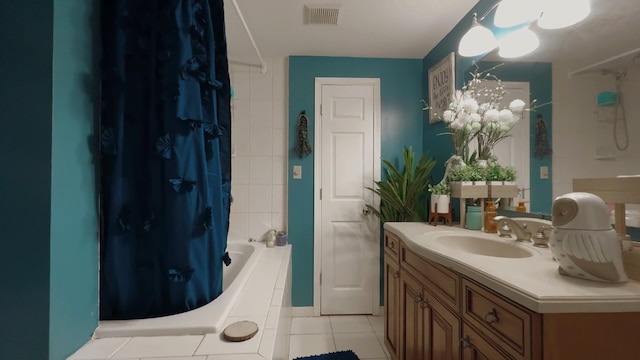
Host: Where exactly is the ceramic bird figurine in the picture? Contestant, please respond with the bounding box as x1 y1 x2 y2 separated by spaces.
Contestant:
550 192 627 283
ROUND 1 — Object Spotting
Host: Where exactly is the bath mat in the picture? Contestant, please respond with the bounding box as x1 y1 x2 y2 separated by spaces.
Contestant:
294 350 360 360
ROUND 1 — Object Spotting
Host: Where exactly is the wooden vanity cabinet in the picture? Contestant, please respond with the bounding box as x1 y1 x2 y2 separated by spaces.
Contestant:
383 232 401 360
398 250 460 360
384 229 640 360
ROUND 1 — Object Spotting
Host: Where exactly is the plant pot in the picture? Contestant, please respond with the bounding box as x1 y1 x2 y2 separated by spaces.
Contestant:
473 181 487 185
431 194 450 214
503 181 516 186
488 181 503 186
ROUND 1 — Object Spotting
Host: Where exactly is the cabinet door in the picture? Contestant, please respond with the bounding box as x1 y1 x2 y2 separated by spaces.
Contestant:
400 271 424 360
461 323 511 360
423 290 460 360
384 257 400 359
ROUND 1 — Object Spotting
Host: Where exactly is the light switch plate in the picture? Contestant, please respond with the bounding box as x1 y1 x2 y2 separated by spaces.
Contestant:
292 165 302 179
540 166 549 179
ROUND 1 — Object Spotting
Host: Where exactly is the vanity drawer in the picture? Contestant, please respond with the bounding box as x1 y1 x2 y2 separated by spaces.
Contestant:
399 242 460 311
384 232 400 262
462 279 539 360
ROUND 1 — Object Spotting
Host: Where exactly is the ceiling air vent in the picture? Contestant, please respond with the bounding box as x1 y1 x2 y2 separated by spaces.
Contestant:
304 5 340 25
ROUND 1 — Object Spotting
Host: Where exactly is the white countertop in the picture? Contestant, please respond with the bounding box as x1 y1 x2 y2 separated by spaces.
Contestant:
384 222 640 313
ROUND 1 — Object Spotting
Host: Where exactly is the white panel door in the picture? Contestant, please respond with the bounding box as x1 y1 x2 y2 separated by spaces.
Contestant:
320 83 376 315
493 82 531 209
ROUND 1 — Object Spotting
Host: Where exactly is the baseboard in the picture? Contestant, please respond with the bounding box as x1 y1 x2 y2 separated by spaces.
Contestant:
290 306 384 317
291 307 314 317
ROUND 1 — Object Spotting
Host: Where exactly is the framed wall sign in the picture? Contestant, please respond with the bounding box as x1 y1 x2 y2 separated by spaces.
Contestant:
428 52 455 124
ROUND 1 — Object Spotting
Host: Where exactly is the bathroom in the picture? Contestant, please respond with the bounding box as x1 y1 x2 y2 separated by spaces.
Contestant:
1 0 640 359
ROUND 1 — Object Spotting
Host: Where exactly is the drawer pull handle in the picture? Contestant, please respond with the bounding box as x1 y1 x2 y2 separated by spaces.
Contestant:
459 336 472 349
420 300 428 309
392 271 400 279
484 308 499 324
414 295 422 303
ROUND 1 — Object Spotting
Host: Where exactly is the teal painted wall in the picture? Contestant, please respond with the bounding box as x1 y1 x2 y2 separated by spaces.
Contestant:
0 1 54 359
288 56 424 306
49 0 100 359
422 0 553 215
0 1 99 359
422 0 497 190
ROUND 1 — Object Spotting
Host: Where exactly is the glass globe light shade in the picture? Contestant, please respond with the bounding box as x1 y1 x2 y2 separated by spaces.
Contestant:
538 0 591 29
494 0 541 28
458 15 498 57
498 28 540 58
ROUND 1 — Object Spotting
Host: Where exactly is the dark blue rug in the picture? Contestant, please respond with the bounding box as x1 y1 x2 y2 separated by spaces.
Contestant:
294 350 360 360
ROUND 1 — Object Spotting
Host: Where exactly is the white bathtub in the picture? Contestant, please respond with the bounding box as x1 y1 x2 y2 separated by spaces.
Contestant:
94 241 265 338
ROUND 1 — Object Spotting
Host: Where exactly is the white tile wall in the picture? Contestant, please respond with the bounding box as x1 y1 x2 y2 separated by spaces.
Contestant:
552 62 640 207
230 57 288 242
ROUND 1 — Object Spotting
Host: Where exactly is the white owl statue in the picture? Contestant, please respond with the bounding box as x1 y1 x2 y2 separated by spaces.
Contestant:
550 192 628 283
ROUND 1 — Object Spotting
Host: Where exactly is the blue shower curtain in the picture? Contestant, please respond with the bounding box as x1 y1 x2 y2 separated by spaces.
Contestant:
99 0 232 319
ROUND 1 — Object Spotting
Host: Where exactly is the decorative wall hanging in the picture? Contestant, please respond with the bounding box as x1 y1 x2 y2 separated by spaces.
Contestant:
295 111 312 158
534 114 553 159
428 52 455 124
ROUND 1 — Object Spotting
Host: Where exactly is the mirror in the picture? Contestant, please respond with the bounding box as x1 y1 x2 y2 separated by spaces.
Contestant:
475 0 640 217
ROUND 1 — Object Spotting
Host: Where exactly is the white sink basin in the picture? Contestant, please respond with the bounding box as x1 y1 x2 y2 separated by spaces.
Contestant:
431 233 533 258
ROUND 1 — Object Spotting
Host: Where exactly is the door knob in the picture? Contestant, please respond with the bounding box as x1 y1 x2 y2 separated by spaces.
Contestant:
362 207 372 216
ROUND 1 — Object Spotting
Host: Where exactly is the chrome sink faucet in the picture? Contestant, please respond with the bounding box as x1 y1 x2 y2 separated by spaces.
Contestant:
492 216 532 242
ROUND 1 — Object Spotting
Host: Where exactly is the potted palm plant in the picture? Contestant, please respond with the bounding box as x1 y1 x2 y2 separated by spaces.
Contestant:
365 146 437 222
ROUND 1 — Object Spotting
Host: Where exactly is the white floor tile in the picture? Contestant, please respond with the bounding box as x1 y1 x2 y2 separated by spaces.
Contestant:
367 315 384 334
142 357 207 360
333 332 387 359
205 355 264 360
291 317 332 335
330 316 374 333
289 334 335 359
70 315 384 359
376 331 391 359
111 336 203 359
67 337 131 359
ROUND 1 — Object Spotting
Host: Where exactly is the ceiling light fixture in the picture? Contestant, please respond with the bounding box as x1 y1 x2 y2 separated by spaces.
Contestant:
458 0 591 58
498 28 540 58
458 13 498 57
538 0 591 30
493 0 540 28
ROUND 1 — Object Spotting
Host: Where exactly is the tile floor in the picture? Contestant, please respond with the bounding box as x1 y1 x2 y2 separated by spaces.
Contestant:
289 315 389 360
69 315 389 360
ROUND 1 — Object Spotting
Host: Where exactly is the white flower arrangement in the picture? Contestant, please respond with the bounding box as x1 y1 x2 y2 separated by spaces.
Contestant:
440 64 529 161
422 64 547 165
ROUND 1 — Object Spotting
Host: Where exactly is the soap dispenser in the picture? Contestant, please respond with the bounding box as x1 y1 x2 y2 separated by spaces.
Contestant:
484 201 497 233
